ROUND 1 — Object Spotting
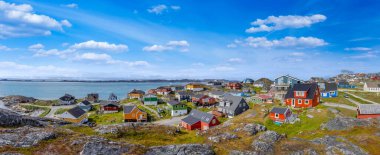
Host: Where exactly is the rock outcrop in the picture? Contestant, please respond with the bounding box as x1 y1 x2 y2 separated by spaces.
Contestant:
208 133 238 143
0 109 44 127
146 144 215 155
322 117 371 130
1 95 36 105
0 126 56 148
311 136 367 155
80 137 142 155
251 131 284 155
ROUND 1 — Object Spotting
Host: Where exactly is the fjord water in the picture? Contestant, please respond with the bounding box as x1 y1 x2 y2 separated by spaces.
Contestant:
0 81 184 100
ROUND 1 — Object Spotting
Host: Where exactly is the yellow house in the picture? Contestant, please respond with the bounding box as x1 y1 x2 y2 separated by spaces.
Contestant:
186 83 204 91
60 106 88 123
128 89 145 99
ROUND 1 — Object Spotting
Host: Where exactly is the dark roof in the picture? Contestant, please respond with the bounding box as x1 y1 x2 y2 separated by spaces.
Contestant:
129 89 145 95
108 93 118 101
270 107 289 114
324 83 338 92
168 100 180 106
285 83 319 99
358 104 380 114
338 81 349 85
177 91 194 96
123 105 136 114
221 95 246 111
80 100 91 106
67 106 86 118
192 94 205 99
100 100 120 106
366 82 380 88
209 91 225 96
182 109 215 124
59 94 75 101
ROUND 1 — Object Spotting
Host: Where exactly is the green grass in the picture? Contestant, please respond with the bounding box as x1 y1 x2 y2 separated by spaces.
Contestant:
321 91 356 106
54 108 70 115
20 105 51 117
88 111 124 125
350 91 380 103
33 100 59 106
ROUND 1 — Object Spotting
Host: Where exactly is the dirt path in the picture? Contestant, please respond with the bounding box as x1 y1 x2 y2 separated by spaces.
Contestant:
323 102 357 111
140 104 161 118
154 116 186 126
344 91 379 104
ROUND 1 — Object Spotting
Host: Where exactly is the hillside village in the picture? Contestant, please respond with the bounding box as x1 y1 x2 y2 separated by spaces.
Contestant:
1 73 380 155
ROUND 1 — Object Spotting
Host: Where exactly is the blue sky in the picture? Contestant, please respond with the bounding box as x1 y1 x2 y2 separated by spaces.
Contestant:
0 0 380 80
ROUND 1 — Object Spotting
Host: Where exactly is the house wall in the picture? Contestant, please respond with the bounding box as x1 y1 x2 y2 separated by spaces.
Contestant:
124 108 147 122
269 113 286 122
357 114 380 119
129 94 143 99
171 109 188 117
182 121 201 130
144 101 158 106
62 114 87 123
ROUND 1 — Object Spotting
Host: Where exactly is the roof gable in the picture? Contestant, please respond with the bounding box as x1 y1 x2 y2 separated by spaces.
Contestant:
67 106 86 118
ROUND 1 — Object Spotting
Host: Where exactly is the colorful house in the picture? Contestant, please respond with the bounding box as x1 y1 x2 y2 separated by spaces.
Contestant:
357 104 380 119
186 83 204 91
77 100 92 112
176 91 193 102
123 105 148 122
284 83 320 108
86 93 99 103
128 89 145 99
274 75 303 100
337 81 356 89
59 94 76 105
156 86 172 95
100 93 120 113
242 78 254 84
143 94 158 106
226 82 243 90
363 82 380 92
318 82 338 98
251 94 273 104
192 94 217 106
217 95 249 118
181 109 220 130
59 106 88 123
269 107 292 124
208 91 226 100
167 100 188 116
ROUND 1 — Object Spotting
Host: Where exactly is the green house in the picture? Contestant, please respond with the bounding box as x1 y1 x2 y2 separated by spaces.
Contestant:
143 94 158 106
167 100 188 116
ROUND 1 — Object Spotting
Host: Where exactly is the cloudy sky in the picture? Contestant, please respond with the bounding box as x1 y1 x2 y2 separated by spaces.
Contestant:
1 0 380 80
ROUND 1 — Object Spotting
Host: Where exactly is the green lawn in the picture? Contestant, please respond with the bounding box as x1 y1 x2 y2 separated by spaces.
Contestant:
20 105 51 117
321 91 356 106
33 100 59 106
350 91 380 103
54 108 70 115
88 111 124 125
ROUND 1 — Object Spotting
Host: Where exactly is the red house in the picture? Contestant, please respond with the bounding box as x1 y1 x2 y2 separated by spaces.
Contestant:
100 101 120 113
284 83 320 108
226 82 243 90
192 94 216 106
269 107 292 123
357 104 380 119
181 109 220 130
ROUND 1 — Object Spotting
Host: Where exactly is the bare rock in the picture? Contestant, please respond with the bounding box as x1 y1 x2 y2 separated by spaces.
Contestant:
0 126 56 147
80 137 141 155
208 133 238 143
146 144 215 155
251 131 284 154
311 136 367 155
321 117 371 130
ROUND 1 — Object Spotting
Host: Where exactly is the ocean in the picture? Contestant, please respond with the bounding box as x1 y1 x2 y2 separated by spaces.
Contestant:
0 81 185 100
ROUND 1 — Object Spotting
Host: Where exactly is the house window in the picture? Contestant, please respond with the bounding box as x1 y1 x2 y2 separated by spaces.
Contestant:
305 100 309 104
275 113 279 118
212 119 216 124
298 99 302 104
296 91 304 97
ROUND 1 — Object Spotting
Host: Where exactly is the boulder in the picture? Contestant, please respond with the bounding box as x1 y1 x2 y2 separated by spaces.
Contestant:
146 144 215 155
251 131 284 154
311 136 367 155
322 117 371 130
0 109 44 127
1 95 36 105
208 133 238 143
0 126 56 147
80 137 140 155
235 123 266 136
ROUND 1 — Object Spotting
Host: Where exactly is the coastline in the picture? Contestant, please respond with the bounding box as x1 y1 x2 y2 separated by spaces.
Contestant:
0 100 11 110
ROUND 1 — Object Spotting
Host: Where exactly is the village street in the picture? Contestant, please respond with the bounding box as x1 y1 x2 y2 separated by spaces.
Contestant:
154 115 186 126
344 91 380 104
323 102 357 111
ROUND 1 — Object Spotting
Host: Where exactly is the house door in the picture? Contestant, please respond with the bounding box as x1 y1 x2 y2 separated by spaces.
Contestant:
291 99 295 107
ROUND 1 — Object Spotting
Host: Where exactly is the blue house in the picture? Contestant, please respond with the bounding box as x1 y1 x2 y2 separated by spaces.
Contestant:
318 82 338 98
228 90 250 97
337 81 356 89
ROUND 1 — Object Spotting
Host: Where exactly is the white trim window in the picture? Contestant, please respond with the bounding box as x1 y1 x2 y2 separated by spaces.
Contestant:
275 113 279 118
305 100 309 105
298 99 302 104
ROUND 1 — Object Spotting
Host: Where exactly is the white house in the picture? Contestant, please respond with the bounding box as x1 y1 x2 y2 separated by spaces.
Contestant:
363 82 380 92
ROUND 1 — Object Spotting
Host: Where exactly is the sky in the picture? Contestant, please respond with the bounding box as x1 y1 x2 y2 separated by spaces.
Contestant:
0 0 380 80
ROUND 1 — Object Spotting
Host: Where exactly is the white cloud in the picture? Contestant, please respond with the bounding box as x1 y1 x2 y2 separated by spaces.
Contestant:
147 4 180 14
246 14 326 33
33 49 74 58
0 61 79 77
70 40 128 52
344 47 372 51
147 4 167 14
74 53 112 61
28 43 44 50
63 3 78 9
231 36 327 48
289 52 305 56
143 40 190 52
171 5 181 10
210 66 235 72
227 58 244 63
0 45 11 51
0 1 71 38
